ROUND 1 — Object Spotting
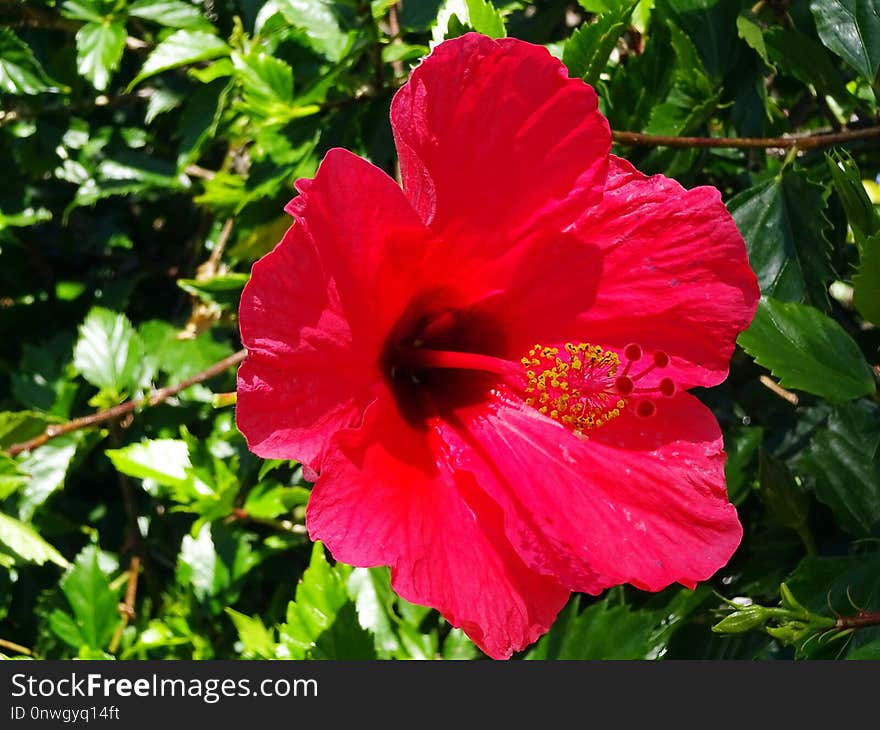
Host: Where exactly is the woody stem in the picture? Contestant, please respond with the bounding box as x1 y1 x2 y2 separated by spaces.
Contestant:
835 611 880 630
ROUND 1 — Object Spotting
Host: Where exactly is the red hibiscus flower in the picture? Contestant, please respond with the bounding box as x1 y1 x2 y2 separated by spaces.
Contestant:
236 33 759 659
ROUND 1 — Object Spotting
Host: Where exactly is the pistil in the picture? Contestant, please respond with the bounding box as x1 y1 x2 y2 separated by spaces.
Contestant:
397 347 523 378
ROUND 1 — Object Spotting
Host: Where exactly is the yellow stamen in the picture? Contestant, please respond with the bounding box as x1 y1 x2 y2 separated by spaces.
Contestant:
521 341 627 435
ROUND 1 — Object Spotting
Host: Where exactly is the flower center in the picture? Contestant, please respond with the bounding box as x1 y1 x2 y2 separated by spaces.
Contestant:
521 342 676 435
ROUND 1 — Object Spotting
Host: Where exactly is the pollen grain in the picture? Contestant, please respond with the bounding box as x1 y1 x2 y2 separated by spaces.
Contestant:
522 342 626 435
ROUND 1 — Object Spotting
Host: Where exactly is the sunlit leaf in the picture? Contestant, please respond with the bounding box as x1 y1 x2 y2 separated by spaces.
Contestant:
75 21 126 91
738 297 876 402
0 29 66 95
130 30 230 88
73 307 144 394
0 512 69 568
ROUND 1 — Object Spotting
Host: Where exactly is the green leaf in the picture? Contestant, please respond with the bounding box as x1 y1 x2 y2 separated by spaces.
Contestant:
738 296 876 402
137 321 232 397
381 42 429 64
226 609 277 659
279 543 375 659
0 455 28 500
826 150 880 243
464 0 506 38
527 588 709 659
786 553 880 658
346 565 439 658
0 512 69 568
736 15 772 68
128 0 212 29
243 483 310 519
11 336 78 417
442 628 479 659
763 27 848 97
643 25 720 136
48 610 86 649
177 522 259 604
75 21 126 91
848 639 880 659
17 433 89 521
854 232 880 324
61 0 108 23
57 545 120 650
758 449 810 532
724 425 763 504
234 52 293 104
105 439 192 490
130 30 230 88
797 402 880 536
347 567 401 657
563 2 634 85
72 150 191 210
230 51 298 126
824 151 880 324
144 85 184 123
0 28 66 96
73 307 144 395
662 0 740 79
176 273 249 309
0 206 53 231
273 0 352 62
809 0 880 82
728 169 835 307
175 77 231 167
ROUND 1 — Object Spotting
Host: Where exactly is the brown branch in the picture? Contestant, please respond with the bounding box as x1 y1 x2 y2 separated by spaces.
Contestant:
0 637 34 656
759 375 799 406
386 3 406 80
228 508 307 536
612 125 880 149
204 218 234 274
5 349 247 457
185 164 217 181
835 611 880 630
109 556 140 654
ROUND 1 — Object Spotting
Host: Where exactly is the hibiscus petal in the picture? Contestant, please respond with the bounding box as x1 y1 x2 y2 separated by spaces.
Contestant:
307 392 571 659
237 149 437 468
391 33 610 258
284 147 442 340
576 155 759 388
448 390 742 593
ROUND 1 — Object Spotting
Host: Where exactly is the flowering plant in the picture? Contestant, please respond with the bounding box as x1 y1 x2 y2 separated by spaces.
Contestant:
5 0 879 665
237 33 759 658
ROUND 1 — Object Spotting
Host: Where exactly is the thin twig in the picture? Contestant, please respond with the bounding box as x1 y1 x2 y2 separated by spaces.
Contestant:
204 218 234 273
181 218 236 338
834 611 880 631
5 349 247 457
185 164 217 181
760 375 799 406
386 3 406 79
228 509 308 536
109 556 140 654
0 637 34 656
612 125 880 149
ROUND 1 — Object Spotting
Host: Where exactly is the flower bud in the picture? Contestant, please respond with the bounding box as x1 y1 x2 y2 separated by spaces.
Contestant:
712 605 769 634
